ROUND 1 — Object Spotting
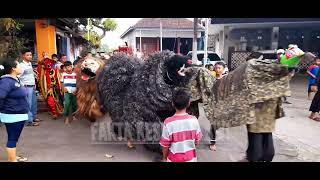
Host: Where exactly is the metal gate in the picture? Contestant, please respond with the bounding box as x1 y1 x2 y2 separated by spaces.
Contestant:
228 50 317 72
228 51 251 71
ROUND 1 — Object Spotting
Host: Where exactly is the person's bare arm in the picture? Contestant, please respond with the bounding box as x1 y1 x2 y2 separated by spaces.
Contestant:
195 121 203 147
60 79 67 94
160 124 171 162
162 147 169 162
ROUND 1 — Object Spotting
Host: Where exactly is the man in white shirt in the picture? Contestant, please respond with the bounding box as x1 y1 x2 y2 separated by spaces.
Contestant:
19 49 40 126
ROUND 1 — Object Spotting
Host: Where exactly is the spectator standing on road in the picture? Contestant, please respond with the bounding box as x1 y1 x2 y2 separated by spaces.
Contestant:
19 49 40 126
306 57 320 100
308 62 320 122
0 59 29 162
208 62 227 152
60 61 77 125
159 89 202 162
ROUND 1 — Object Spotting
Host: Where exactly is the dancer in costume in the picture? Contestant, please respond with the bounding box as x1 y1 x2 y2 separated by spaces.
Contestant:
37 53 64 119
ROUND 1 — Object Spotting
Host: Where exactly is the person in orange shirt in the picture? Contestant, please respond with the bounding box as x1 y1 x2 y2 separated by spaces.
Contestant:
207 64 216 77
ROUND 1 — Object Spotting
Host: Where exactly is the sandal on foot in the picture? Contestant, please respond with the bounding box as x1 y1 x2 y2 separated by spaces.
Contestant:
26 122 40 126
309 115 320 121
127 142 135 149
311 117 320 122
308 114 317 119
209 144 217 151
16 156 28 162
127 145 136 149
34 118 42 122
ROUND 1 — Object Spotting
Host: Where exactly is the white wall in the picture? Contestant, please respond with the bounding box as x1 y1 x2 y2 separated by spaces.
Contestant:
132 29 202 38
66 37 73 62
214 36 220 57
208 30 224 58
122 29 202 54
122 33 135 50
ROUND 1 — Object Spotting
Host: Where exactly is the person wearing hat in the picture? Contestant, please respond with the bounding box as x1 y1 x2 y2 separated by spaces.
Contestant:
276 49 285 63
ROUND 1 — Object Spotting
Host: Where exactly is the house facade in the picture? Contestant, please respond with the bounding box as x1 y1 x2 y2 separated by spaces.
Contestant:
15 18 88 64
120 18 204 56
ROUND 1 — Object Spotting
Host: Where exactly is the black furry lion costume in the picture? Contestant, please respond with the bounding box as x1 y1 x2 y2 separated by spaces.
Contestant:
76 51 292 153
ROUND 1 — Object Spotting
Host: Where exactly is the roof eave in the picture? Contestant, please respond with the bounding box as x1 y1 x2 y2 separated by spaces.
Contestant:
132 27 205 32
120 27 134 39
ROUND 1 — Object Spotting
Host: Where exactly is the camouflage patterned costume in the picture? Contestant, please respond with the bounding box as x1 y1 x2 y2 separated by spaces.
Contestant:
247 98 283 133
184 58 292 162
185 59 291 132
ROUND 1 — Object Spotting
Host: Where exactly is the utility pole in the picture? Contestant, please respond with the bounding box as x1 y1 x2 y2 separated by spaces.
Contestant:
160 18 163 51
203 18 209 67
140 29 142 53
87 18 90 41
192 18 198 65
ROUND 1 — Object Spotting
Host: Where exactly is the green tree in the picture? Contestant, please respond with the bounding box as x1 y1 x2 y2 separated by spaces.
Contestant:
0 18 29 59
61 18 116 52
78 18 117 48
84 31 101 49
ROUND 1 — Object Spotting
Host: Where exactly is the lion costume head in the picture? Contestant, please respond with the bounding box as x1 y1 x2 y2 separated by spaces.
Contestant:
75 57 106 121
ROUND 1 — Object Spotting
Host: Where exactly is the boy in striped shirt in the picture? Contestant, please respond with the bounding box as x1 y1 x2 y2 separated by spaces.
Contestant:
160 89 202 162
60 61 77 125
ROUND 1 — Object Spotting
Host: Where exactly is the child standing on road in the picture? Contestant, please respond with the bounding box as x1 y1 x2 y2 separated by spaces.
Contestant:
208 62 227 152
207 64 216 77
60 61 77 125
160 89 202 162
307 57 320 100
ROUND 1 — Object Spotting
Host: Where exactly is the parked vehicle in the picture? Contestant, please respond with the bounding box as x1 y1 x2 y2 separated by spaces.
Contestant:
255 50 278 61
187 51 229 74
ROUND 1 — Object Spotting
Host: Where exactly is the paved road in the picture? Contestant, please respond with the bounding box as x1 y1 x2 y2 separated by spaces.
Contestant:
0 74 319 162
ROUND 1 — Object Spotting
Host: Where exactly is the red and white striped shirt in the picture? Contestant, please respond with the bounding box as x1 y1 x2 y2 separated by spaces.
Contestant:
160 113 202 162
60 72 77 93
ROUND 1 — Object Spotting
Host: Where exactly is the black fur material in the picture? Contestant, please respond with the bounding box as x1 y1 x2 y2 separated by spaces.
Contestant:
97 51 193 153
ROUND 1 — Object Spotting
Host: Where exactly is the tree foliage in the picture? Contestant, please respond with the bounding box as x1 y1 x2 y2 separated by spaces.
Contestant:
0 18 23 32
84 31 101 49
0 18 29 59
75 18 117 48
